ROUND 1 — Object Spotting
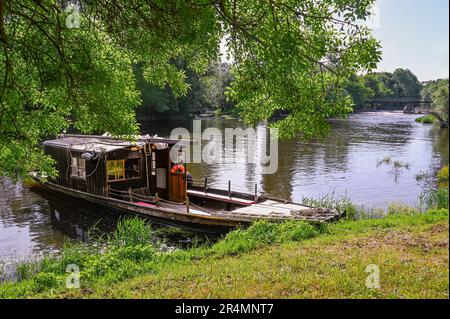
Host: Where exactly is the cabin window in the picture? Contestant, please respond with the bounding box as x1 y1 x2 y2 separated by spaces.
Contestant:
70 157 86 179
107 160 125 181
151 152 156 176
107 159 140 181
125 158 140 179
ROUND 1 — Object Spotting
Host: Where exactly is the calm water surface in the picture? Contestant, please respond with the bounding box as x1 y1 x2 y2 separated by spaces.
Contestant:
0 112 448 262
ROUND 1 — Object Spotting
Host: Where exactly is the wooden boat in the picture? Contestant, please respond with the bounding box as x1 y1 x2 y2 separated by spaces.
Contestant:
34 134 341 233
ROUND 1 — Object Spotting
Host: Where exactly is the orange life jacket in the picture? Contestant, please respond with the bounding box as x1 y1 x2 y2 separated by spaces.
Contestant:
170 164 185 174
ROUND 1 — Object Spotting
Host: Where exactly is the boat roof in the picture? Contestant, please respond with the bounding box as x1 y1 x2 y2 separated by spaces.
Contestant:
43 134 192 153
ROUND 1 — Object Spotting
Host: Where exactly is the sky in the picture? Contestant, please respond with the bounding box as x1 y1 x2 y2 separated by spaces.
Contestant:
371 0 449 81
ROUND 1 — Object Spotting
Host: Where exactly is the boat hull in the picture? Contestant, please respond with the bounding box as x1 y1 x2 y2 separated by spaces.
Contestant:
34 182 245 234
31 180 341 234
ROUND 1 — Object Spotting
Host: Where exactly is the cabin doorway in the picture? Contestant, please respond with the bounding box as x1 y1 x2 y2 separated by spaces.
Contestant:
149 148 169 199
148 146 187 203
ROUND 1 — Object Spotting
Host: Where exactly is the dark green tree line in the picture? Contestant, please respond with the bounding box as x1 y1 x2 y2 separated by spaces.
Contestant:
135 61 234 121
345 68 423 111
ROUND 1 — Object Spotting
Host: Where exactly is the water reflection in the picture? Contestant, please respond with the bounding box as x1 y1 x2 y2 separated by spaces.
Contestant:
141 112 448 207
0 181 115 259
46 195 118 243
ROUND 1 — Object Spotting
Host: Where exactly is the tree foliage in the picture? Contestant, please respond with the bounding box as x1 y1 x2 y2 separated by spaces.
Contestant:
423 79 449 126
0 0 381 178
135 61 233 120
202 62 235 113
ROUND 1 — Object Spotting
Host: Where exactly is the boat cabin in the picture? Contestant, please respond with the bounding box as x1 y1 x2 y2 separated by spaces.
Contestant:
43 134 189 203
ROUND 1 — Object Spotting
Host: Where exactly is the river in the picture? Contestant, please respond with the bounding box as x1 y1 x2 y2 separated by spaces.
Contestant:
0 112 448 265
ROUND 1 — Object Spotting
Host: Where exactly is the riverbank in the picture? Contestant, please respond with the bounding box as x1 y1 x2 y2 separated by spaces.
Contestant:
1 166 448 299
0 203 448 299
72 211 449 299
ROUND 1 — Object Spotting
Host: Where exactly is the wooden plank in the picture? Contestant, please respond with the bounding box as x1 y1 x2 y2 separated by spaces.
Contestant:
230 200 313 215
187 189 255 205
226 200 339 222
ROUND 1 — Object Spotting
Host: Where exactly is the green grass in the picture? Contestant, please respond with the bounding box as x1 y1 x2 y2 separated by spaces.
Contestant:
0 205 448 299
438 165 449 190
415 115 436 124
90 219 448 299
3 165 447 299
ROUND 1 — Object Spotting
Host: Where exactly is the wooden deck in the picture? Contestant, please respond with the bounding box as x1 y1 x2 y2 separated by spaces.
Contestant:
135 195 338 223
215 200 340 223
187 189 256 206
38 181 341 233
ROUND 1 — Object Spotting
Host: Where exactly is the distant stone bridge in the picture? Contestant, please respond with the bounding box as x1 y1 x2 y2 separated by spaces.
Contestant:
366 97 432 105
365 97 447 127
365 97 433 113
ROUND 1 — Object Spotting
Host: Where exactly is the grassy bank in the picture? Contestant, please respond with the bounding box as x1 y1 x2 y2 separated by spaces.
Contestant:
1 168 448 299
0 201 448 298
76 212 449 299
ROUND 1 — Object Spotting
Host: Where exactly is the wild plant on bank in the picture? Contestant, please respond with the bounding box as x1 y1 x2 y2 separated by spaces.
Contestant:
437 165 449 189
0 217 158 294
302 193 386 220
302 192 365 220
110 217 154 247
387 202 418 216
418 188 449 211
417 165 449 211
